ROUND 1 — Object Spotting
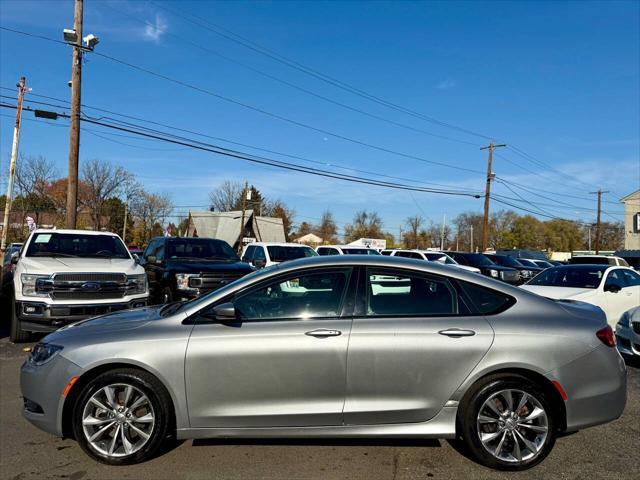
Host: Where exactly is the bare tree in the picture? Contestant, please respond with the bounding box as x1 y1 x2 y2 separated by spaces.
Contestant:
315 210 338 244
14 154 57 198
208 180 244 212
344 210 384 242
403 215 424 249
81 159 132 230
130 191 173 244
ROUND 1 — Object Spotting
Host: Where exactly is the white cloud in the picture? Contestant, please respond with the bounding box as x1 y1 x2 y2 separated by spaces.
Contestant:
143 13 168 43
436 78 457 90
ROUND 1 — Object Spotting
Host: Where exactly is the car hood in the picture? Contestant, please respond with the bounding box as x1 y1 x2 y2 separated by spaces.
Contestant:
520 285 597 300
20 257 140 274
165 259 253 273
43 306 166 344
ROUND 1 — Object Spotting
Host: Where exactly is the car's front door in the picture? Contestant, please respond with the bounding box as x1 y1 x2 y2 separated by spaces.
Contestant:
603 269 640 325
185 267 355 428
343 267 495 425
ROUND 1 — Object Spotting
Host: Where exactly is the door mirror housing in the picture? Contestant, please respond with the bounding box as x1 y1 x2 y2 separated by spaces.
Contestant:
10 252 19 265
212 302 236 321
252 259 266 269
604 283 622 293
133 253 139 263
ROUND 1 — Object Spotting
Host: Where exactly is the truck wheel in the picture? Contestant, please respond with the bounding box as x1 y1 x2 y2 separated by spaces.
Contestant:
10 294 30 343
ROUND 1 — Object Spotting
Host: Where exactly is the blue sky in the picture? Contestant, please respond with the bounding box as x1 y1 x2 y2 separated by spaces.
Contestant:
1 0 638 237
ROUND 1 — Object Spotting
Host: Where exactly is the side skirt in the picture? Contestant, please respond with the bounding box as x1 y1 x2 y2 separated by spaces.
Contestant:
177 406 458 441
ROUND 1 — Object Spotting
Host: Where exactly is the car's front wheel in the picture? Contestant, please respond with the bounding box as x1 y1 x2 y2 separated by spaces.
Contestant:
10 294 29 343
459 375 556 471
72 368 173 465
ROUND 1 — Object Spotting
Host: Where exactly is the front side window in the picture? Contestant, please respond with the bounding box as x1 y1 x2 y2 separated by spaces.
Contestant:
26 233 130 259
366 268 465 316
167 239 237 260
317 247 338 256
233 269 351 321
395 251 424 260
243 245 255 261
266 245 317 262
253 247 266 261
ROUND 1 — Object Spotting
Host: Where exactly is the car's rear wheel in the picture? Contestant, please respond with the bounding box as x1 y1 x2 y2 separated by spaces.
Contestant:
459 375 556 471
9 294 29 343
72 368 173 465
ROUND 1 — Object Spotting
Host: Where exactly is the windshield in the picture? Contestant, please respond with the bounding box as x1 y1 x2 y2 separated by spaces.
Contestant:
25 232 130 259
569 257 611 265
267 246 317 262
527 266 607 289
342 248 381 255
464 254 496 266
518 259 538 268
167 238 238 260
491 255 523 268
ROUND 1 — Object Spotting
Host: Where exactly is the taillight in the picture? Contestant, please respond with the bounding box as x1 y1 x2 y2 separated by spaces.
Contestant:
596 326 616 347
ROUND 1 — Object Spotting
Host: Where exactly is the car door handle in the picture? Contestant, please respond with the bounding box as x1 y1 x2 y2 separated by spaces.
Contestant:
438 328 476 337
305 329 342 338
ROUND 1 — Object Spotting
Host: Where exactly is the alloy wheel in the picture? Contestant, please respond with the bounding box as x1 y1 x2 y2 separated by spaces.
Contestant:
81 383 156 458
476 388 549 463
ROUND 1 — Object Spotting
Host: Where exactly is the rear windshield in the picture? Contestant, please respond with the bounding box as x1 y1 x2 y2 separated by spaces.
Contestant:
342 248 381 255
527 266 607 289
267 246 318 262
569 257 611 265
167 238 238 260
463 254 496 266
26 232 130 259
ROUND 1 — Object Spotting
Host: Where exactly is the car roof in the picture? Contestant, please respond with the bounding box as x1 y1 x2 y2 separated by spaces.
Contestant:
319 245 376 249
571 255 621 259
31 229 120 236
250 242 311 247
548 264 611 271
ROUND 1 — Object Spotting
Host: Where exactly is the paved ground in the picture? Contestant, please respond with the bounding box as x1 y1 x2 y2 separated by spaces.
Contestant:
1 326 639 480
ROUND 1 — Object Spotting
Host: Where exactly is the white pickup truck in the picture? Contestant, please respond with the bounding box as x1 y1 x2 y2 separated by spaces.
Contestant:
9 229 148 342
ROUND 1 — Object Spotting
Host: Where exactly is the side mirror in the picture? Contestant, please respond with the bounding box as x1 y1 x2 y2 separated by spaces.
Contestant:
133 253 140 263
147 255 157 264
10 252 19 265
252 259 266 269
604 284 622 294
212 302 237 321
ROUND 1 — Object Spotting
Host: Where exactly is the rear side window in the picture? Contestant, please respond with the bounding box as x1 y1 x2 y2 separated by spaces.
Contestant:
621 269 640 286
380 250 393 256
366 268 471 316
457 281 516 315
317 248 339 256
395 251 424 259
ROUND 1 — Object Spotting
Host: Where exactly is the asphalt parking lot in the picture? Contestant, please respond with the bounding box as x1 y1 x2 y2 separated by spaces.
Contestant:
1 327 639 480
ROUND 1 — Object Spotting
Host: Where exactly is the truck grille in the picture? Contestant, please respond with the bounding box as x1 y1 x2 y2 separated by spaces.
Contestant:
190 272 245 292
500 270 520 283
37 273 133 300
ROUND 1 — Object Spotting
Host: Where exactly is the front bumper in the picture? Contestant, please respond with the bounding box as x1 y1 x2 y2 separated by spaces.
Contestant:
17 297 148 332
548 344 627 432
21 354 82 437
615 323 640 357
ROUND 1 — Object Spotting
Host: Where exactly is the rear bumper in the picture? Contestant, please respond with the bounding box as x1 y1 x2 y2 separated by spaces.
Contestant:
17 297 148 332
548 344 627 432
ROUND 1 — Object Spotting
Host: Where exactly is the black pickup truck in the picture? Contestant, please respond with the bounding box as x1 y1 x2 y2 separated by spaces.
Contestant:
140 237 254 304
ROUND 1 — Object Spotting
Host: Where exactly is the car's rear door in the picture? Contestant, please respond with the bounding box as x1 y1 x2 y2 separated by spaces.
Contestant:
343 267 495 425
185 267 355 428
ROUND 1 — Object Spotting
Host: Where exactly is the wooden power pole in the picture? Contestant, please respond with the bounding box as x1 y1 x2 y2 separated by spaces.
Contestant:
65 0 84 229
238 181 249 253
590 189 609 254
1 77 27 258
480 143 506 252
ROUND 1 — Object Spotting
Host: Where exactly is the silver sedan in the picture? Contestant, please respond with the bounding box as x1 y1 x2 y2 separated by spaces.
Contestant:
20 256 626 471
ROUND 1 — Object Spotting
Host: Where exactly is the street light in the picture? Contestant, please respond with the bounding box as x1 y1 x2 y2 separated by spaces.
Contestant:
62 28 99 51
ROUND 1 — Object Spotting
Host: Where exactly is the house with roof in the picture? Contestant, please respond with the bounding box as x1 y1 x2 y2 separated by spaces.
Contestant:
615 189 640 268
186 210 286 250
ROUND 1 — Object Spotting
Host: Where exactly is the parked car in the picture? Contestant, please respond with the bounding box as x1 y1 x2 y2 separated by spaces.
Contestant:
316 245 381 255
141 236 254 304
568 255 629 267
521 265 640 327
242 242 317 268
484 254 543 284
20 255 625 470
497 249 549 262
382 249 481 274
448 252 520 284
615 306 640 358
1 242 23 296
526 259 554 269
10 229 148 342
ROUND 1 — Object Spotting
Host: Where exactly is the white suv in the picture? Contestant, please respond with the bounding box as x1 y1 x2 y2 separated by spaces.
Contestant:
316 245 381 256
241 242 317 268
10 229 148 342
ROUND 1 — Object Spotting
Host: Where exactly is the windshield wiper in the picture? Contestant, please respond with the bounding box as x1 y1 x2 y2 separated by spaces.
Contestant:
30 252 79 257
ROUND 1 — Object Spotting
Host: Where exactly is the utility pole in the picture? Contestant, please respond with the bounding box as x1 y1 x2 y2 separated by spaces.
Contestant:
480 143 506 252
440 214 446 251
590 190 609 254
470 224 474 253
238 181 249 253
1 77 27 261
122 202 128 244
65 0 83 229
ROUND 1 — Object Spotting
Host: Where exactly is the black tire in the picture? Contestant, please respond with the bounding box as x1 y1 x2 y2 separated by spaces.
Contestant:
459 374 556 471
9 294 29 343
72 368 173 465
161 287 173 304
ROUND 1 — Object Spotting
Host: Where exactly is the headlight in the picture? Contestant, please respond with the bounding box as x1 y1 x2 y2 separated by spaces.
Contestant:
21 274 50 297
176 273 200 291
618 311 631 328
126 273 148 294
29 343 63 366
489 269 499 278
